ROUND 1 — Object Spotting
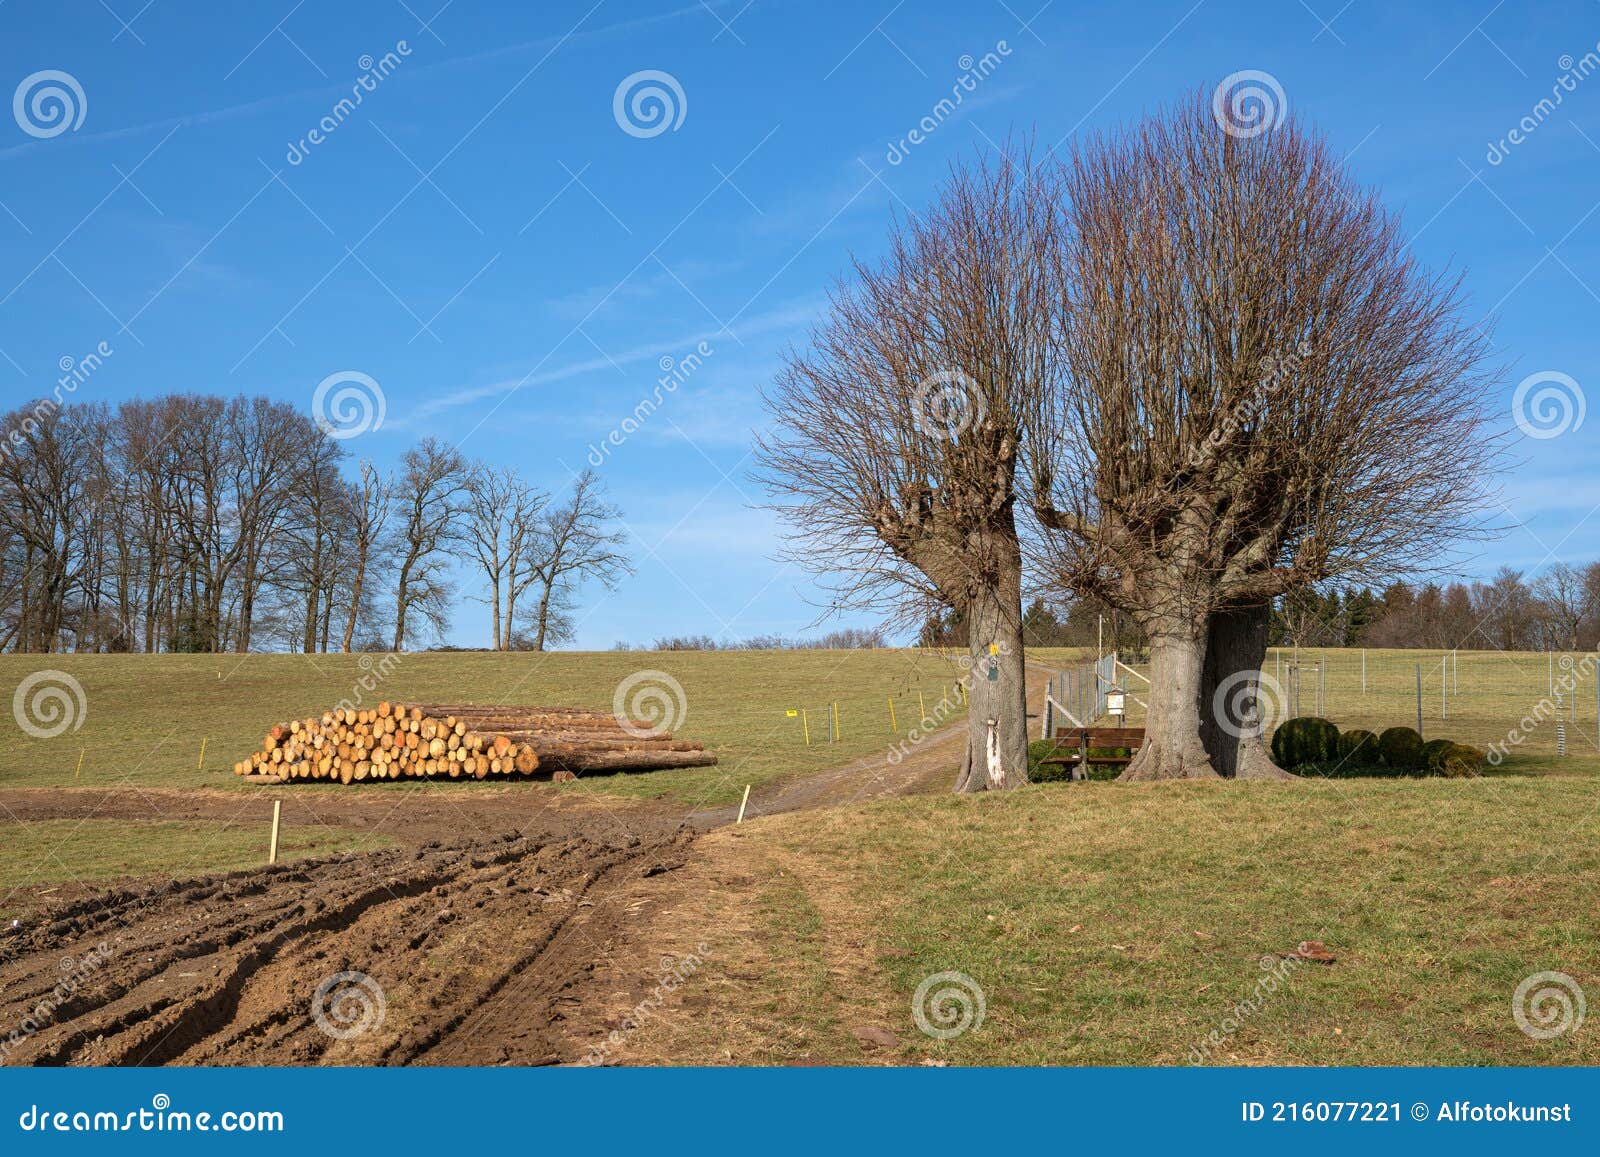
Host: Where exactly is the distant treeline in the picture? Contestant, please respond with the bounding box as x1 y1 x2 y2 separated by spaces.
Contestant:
614 627 890 651
917 562 1600 656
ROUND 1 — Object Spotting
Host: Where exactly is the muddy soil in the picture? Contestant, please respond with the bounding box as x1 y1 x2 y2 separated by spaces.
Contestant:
0 665 1053 1065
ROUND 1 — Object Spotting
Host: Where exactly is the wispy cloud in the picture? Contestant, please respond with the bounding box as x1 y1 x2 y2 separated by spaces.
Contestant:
396 295 821 426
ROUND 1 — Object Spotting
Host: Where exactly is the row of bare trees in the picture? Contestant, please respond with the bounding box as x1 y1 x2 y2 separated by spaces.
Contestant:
759 93 1501 786
0 395 631 654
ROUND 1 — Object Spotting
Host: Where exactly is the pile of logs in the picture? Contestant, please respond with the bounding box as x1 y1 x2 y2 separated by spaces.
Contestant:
232 702 716 784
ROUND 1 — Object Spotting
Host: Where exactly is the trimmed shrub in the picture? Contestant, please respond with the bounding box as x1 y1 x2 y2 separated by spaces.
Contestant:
1271 716 1340 768
1440 743 1485 778
1421 738 1454 773
1377 726 1426 769
1338 728 1378 764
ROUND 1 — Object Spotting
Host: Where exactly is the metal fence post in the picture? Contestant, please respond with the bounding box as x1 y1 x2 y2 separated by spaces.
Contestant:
1415 663 1423 739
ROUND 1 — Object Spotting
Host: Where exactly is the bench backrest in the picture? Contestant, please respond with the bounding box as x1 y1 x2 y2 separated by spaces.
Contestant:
1054 726 1146 748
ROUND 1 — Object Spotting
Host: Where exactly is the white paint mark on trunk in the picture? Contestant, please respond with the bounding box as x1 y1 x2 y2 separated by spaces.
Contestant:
985 717 1003 788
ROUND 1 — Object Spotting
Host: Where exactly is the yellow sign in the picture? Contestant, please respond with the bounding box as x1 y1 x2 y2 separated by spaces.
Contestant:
786 709 798 717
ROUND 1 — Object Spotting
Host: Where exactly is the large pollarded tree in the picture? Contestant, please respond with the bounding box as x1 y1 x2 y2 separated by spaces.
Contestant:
1028 94 1499 780
757 149 1061 791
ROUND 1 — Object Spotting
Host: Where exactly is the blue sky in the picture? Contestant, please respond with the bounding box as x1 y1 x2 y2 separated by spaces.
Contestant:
1 0 1596 648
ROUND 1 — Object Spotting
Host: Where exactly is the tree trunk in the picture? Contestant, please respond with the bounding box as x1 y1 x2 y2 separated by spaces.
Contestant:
489 579 503 652
1199 604 1293 780
1120 627 1219 780
532 588 551 652
342 548 368 654
952 569 1029 792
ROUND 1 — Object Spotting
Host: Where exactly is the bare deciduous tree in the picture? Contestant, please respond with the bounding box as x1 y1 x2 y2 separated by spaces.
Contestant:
757 148 1061 791
523 468 630 651
391 437 470 651
1029 95 1500 779
340 461 392 653
465 465 548 650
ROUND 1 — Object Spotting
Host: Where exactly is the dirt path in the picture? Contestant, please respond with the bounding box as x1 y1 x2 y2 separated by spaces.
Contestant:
0 665 1052 1066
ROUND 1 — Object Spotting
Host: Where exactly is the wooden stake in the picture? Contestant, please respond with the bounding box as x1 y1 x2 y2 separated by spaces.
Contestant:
268 800 282 865
918 689 926 720
801 708 811 746
74 748 84 780
832 700 841 742
887 697 897 733
736 783 751 824
197 736 207 770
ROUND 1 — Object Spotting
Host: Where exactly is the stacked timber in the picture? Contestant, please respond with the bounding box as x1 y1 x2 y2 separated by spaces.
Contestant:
232 701 716 784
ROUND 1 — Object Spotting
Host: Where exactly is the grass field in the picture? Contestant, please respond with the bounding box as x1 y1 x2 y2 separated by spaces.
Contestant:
0 649 970 805
0 819 395 922
3 647 1597 1065
1032 646 1600 760
622 776 1600 1065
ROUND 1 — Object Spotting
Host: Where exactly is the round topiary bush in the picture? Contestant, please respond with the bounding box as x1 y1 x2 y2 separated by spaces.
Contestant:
1271 716 1340 768
1377 726 1426 770
1421 738 1454 773
1439 742 1485 778
1338 728 1378 764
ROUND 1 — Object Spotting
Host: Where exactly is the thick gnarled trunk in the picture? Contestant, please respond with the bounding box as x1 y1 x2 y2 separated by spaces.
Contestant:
1120 628 1219 780
952 567 1029 792
1200 603 1294 780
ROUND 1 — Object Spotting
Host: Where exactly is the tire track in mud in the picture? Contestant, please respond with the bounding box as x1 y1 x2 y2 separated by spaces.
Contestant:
0 828 691 1067
0 665 1047 1067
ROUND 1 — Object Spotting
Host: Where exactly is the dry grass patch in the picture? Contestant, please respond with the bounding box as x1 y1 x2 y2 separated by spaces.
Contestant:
614 777 1600 1065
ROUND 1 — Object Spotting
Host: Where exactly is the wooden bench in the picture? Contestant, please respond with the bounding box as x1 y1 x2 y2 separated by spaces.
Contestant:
1039 726 1147 780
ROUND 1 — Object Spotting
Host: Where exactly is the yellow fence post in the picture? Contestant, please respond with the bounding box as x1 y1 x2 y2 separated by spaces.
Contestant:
833 700 841 742
801 708 811 746
918 689 926 721
74 748 85 780
888 697 897 733
197 736 207 771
